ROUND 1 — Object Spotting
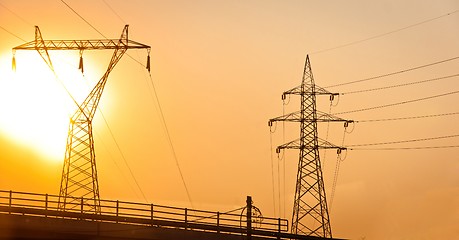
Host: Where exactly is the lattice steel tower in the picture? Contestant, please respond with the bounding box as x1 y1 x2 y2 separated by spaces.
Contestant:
269 55 351 237
13 25 151 213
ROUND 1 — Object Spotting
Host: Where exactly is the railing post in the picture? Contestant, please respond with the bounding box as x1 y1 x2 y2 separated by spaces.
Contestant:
277 218 281 240
217 211 220 233
185 208 188 230
81 197 84 216
150 204 154 226
45 194 48 217
116 200 119 223
246 196 252 240
8 190 12 214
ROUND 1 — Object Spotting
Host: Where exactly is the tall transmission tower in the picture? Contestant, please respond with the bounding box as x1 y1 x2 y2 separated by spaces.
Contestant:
12 25 151 213
268 55 351 238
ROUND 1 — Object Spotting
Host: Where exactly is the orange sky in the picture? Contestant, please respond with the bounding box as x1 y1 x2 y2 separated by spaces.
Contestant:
1 1 458 239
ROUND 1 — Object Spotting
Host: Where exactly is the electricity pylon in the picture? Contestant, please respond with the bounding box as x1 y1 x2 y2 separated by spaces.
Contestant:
269 55 351 238
13 25 151 213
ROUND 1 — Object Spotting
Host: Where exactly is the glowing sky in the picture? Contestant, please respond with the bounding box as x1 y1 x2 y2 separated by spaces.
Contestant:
1 1 458 239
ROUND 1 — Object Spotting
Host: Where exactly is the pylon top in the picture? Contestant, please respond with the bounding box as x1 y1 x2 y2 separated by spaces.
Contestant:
13 25 150 51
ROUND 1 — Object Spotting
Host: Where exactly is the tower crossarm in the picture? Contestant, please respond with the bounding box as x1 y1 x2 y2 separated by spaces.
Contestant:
13 39 150 51
12 25 151 121
282 84 338 99
275 137 346 153
269 110 351 125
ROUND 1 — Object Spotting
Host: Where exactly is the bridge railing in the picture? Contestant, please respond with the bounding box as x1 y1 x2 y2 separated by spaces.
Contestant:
0 190 288 233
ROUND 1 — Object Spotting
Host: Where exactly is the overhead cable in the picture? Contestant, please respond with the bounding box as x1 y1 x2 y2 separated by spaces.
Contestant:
93 130 142 200
99 0 195 207
60 0 147 68
351 145 459 150
61 0 107 38
146 71 194 208
0 25 26 42
336 89 459 115
326 56 459 88
102 0 126 24
347 134 459 147
269 131 277 216
90 0 195 207
98 110 149 202
0 2 34 26
357 112 459 123
311 9 459 55
341 73 459 95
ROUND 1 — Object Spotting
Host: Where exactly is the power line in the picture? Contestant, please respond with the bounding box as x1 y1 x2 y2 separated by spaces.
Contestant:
60 0 147 68
310 9 459 55
350 145 459 150
0 25 26 42
357 112 459 123
347 134 459 147
0 2 34 26
102 1 194 206
97 109 149 202
98 0 147 68
129 35 195 207
336 89 459 115
145 71 194 208
329 155 342 213
326 56 459 88
102 0 126 24
341 73 459 95
329 125 349 213
61 0 194 208
91 0 194 207
269 132 277 216
61 0 108 38
0 2 33 42
93 130 142 200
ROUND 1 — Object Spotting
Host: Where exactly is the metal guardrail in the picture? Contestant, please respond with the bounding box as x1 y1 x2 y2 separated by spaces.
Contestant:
0 190 288 235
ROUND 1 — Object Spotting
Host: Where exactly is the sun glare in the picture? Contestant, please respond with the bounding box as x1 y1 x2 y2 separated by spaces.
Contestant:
0 51 93 162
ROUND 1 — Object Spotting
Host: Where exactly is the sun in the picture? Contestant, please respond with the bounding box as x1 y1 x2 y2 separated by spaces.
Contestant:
0 51 92 162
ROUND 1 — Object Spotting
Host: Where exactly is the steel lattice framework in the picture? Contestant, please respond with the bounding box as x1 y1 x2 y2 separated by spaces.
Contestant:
269 55 351 237
13 25 150 214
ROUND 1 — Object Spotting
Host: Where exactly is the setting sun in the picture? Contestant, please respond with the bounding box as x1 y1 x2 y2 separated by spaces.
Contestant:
0 51 92 162
1 1 459 239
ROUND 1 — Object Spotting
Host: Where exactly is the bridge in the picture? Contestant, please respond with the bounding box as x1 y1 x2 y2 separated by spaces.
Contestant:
0 190 338 240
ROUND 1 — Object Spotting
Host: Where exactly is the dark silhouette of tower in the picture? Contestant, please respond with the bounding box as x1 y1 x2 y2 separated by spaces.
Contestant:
269 55 351 237
13 25 150 213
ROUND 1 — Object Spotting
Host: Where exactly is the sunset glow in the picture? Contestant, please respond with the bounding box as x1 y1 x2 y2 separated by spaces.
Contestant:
1 1 458 239
0 51 104 161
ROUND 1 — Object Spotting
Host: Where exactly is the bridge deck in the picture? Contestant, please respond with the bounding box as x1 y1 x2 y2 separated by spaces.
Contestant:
0 190 335 240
